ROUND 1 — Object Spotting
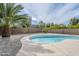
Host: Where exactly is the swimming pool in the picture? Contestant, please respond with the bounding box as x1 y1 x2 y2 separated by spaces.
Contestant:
30 34 79 43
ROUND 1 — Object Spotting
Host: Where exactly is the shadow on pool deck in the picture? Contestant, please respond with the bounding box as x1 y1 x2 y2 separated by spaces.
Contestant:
0 37 22 56
17 41 54 56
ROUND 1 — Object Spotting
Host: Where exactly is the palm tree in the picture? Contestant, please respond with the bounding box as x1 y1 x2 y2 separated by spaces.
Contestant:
0 3 27 37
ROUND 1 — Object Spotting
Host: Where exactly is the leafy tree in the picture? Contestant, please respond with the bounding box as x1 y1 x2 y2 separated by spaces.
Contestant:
46 23 51 27
38 21 45 29
69 17 79 25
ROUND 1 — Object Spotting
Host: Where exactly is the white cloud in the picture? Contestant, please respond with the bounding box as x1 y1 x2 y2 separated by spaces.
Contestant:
21 3 79 24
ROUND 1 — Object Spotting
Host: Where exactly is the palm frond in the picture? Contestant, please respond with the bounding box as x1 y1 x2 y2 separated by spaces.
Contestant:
6 3 15 16
11 4 24 15
0 3 5 18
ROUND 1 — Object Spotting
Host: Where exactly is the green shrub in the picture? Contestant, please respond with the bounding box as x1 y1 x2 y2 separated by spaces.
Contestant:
42 27 49 33
67 24 79 29
49 24 66 29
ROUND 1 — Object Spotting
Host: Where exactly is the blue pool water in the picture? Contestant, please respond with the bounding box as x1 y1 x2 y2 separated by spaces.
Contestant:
31 34 79 43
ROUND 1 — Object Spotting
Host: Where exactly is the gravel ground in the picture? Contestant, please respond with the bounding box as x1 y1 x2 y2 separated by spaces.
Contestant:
0 35 24 56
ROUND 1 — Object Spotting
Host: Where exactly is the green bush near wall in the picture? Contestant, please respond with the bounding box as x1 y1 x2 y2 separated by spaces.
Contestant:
67 24 79 29
42 24 79 30
42 27 49 33
49 25 67 29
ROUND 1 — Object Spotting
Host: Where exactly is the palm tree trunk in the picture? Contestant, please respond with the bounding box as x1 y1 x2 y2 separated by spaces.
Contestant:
2 25 11 37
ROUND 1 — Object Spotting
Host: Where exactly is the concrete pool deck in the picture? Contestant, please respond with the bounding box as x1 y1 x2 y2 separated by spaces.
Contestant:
17 33 79 56
0 33 79 56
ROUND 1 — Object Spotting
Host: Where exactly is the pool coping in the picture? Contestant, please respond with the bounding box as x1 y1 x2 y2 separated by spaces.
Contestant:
21 33 79 45
17 33 79 56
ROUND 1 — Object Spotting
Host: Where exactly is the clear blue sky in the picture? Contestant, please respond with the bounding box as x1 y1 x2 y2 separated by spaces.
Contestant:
20 3 79 25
